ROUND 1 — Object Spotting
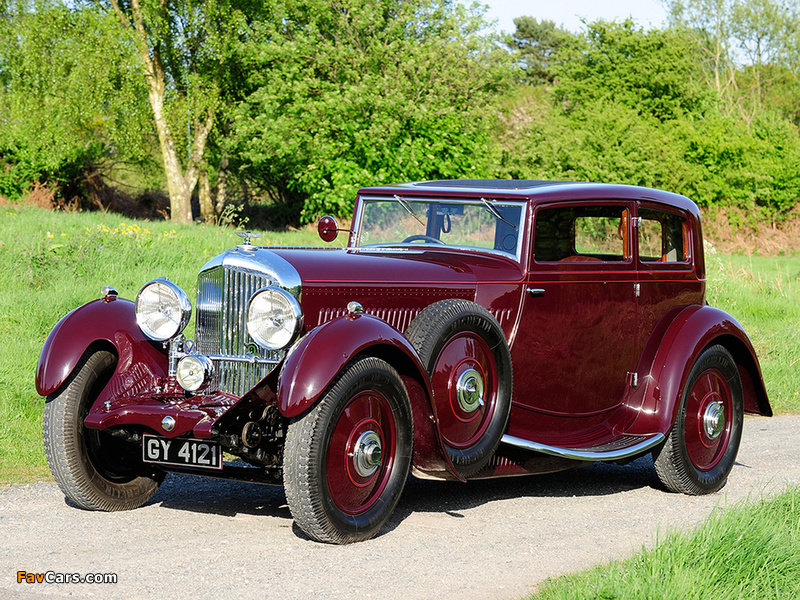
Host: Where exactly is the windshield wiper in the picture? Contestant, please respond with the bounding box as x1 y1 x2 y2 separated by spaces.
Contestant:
394 195 425 227
481 197 518 230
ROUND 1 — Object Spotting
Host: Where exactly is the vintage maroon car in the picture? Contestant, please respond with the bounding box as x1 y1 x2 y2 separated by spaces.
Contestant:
37 180 771 543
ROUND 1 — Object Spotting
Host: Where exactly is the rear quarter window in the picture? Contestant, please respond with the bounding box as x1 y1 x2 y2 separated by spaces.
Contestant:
638 208 688 263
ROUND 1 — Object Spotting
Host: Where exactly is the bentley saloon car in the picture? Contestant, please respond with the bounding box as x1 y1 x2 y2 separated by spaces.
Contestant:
37 180 771 543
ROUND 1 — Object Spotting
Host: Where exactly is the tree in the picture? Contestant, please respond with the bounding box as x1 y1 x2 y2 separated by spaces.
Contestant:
507 16 572 84
95 0 261 223
665 0 800 121
0 1 152 203
550 20 708 121
228 0 510 222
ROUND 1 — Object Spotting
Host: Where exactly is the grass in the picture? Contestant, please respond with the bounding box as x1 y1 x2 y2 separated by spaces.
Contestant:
0 206 797 482
529 487 800 600
0 205 329 482
704 248 800 413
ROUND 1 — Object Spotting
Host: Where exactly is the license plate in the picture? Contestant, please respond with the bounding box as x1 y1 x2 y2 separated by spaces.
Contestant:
142 434 223 470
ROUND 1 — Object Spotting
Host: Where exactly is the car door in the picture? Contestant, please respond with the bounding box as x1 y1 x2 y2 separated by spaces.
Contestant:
634 202 704 362
509 201 638 442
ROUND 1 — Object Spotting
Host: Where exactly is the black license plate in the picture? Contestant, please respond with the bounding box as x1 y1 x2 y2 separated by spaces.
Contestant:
142 434 223 470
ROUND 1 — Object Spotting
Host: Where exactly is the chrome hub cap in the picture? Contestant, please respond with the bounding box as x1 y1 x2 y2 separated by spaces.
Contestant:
703 400 726 440
351 431 383 478
456 368 485 414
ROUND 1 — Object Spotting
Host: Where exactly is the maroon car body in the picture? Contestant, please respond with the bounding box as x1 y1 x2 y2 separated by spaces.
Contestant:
37 180 771 543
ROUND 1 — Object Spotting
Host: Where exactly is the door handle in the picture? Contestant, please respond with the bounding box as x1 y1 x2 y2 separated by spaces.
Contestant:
526 287 545 297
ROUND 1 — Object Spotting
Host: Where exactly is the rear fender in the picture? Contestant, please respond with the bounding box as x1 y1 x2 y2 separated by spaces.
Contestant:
277 313 460 479
630 305 771 436
36 297 169 399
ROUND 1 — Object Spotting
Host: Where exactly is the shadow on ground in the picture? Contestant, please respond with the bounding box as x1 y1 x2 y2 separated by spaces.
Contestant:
143 454 663 538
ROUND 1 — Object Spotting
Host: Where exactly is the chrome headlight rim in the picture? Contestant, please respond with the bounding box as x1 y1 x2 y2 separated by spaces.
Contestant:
135 277 192 342
246 286 303 351
176 354 215 392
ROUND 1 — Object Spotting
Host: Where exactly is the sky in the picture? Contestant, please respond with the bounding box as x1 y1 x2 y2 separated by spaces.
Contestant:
479 0 669 34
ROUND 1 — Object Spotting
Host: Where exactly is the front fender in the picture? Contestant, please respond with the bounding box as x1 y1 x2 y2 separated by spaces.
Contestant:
276 313 463 480
277 313 428 418
35 297 168 397
630 304 771 436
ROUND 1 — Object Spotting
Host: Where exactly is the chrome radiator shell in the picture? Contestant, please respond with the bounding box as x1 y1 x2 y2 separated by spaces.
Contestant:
194 247 302 396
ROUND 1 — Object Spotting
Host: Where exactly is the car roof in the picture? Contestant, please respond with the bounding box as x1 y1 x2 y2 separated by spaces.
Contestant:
357 179 700 215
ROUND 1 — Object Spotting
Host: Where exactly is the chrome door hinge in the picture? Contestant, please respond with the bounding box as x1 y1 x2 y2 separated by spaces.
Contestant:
628 372 639 388
634 283 641 298
632 216 642 228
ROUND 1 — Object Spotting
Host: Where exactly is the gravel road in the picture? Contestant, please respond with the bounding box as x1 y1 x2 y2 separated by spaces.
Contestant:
2 414 798 600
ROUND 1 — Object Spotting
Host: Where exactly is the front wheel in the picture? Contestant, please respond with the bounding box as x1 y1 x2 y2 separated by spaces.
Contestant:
284 357 413 544
653 344 744 495
43 349 164 511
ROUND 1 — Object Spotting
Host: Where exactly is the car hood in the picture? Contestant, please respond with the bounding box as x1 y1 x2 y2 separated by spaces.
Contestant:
271 248 481 286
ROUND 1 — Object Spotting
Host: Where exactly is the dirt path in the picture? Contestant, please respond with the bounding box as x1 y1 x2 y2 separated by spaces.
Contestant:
2 415 798 600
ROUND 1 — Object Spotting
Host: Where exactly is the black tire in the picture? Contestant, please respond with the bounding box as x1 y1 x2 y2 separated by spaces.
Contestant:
653 344 744 495
43 349 164 511
284 357 413 544
405 299 513 478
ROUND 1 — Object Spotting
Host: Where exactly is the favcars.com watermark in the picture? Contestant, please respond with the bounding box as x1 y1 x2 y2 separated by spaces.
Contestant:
17 571 118 584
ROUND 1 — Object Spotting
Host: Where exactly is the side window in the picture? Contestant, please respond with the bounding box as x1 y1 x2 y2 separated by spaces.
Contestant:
534 205 629 263
639 208 688 263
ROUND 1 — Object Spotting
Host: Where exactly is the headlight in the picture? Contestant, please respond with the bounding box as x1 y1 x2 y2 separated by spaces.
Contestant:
246 287 303 350
135 278 191 341
176 354 214 392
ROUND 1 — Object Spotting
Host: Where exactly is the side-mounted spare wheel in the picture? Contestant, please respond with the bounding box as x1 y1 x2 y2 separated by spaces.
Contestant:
283 357 413 544
43 349 164 511
653 344 744 495
405 299 513 478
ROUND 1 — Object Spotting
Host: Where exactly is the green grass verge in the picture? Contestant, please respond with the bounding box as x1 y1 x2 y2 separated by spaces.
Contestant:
529 487 800 600
0 206 797 482
0 205 330 482
705 250 800 413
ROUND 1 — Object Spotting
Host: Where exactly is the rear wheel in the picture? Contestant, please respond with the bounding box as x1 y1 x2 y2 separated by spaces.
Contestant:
653 345 743 495
43 349 164 511
284 357 413 544
405 299 512 477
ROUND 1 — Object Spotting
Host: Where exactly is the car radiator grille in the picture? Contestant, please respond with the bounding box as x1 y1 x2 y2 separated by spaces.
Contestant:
195 266 284 396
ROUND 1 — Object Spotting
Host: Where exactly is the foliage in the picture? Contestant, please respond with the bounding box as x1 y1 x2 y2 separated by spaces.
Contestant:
227 0 510 222
93 0 273 222
507 17 572 83
496 18 800 217
550 20 709 122
0 1 153 202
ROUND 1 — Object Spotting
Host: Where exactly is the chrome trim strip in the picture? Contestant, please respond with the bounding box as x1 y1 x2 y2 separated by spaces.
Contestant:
500 433 665 462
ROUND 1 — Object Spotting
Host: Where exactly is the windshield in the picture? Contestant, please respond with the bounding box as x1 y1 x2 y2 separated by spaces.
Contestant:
356 196 526 259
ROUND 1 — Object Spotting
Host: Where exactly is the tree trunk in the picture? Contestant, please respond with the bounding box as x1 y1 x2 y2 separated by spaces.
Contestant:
108 0 212 224
198 169 214 222
215 158 229 215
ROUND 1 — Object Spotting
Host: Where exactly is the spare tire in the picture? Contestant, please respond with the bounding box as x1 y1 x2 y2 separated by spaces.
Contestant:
405 299 513 477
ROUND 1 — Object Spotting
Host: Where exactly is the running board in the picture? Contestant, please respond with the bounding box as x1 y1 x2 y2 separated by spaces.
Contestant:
501 433 665 462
